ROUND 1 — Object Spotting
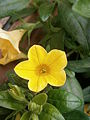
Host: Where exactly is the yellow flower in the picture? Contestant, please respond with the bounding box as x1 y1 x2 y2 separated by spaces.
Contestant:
14 45 67 92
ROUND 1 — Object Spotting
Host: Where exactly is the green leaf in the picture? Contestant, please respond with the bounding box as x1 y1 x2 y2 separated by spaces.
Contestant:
0 0 30 18
64 70 83 101
47 89 82 114
67 57 90 73
62 70 84 109
49 30 65 50
63 110 89 120
83 86 90 102
32 93 48 105
58 1 89 53
11 6 36 22
0 91 26 110
39 103 65 120
20 111 30 120
39 3 55 21
73 0 90 18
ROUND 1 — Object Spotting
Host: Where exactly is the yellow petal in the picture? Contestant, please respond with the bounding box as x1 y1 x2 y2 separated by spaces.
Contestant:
0 28 26 65
45 49 67 71
28 76 47 92
14 60 37 80
45 70 66 86
28 45 47 65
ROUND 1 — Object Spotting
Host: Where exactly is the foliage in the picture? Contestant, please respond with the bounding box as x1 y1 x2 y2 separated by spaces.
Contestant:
0 0 90 120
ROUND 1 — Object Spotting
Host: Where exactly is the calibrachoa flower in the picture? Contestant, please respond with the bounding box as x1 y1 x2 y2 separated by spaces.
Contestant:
14 45 67 92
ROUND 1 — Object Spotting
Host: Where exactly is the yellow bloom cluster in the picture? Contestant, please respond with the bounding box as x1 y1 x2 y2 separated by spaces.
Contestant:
14 45 67 92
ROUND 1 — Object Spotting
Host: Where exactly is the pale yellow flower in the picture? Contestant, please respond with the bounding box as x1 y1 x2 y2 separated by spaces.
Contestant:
14 45 67 92
0 28 26 65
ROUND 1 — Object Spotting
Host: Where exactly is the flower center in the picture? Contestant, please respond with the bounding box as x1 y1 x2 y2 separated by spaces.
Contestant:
41 68 46 73
36 64 50 76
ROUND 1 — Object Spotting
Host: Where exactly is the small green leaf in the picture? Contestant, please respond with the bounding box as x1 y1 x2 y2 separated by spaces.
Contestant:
20 111 31 120
63 110 89 120
83 86 90 102
73 0 90 18
32 93 48 105
39 3 55 21
0 0 30 18
39 103 65 120
0 91 26 110
47 89 82 113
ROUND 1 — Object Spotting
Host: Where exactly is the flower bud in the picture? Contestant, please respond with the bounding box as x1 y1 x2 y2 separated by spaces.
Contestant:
29 113 39 120
8 83 27 103
28 101 42 114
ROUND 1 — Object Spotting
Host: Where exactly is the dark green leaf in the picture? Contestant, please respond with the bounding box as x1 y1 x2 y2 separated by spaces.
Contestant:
73 0 90 18
0 91 26 110
32 93 47 105
39 3 55 21
47 89 82 113
83 86 90 102
49 30 65 50
64 37 79 51
63 110 89 120
58 1 89 53
67 57 90 73
39 103 65 120
0 0 30 18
